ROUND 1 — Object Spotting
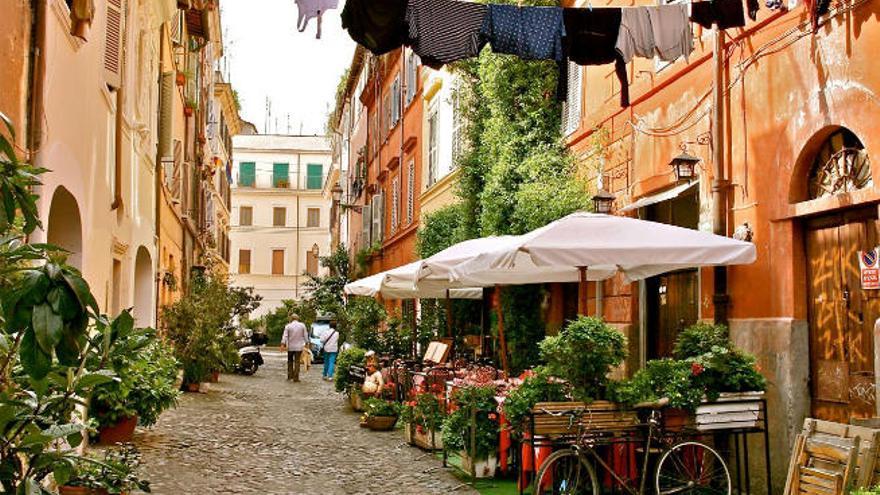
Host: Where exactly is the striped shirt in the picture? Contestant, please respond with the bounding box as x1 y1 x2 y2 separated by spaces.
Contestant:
405 0 488 69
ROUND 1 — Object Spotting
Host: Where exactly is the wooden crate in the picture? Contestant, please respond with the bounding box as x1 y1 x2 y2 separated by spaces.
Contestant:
695 392 765 431
531 401 638 436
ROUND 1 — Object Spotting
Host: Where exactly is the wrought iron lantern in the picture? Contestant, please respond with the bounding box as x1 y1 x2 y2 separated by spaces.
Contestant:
591 189 615 214
669 151 701 182
330 182 343 203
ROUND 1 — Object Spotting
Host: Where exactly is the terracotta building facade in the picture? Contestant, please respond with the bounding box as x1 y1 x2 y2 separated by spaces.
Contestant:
564 0 880 488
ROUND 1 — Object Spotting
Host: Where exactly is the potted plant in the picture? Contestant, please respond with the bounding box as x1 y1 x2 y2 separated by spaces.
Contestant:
442 385 499 478
184 99 196 117
361 398 399 431
90 325 181 444
175 70 186 86
502 368 569 437
401 393 446 450
57 445 151 494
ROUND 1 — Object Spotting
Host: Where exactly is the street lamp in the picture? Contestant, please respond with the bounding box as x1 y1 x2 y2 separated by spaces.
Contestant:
331 182 343 203
669 150 701 182
592 189 615 214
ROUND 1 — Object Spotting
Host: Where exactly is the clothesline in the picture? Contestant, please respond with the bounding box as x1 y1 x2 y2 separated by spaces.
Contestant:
339 0 770 108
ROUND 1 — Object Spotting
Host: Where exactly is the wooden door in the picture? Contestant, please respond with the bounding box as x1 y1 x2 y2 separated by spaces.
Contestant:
807 208 880 422
647 269 699 359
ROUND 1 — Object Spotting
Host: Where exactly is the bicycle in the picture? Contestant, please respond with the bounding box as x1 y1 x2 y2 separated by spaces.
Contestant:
532 398 732 494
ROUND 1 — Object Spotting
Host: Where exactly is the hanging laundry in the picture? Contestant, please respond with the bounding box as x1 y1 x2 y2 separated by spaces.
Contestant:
341 0 409 55
296 0 339 39
690 0 746 29
615 5 693 64
405 0 488 69
559 7 630 107
480 5 566 61
765 0 784 10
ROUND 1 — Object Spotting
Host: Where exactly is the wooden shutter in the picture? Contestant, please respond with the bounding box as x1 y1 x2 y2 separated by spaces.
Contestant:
104 0 124 89
407 161 415 224
239 206 252 226
238 249 251 274
273 207 286 227
564 61 582 135
377 192 385 242
272 249 284 275
306 249 319 276
239 162 255 187
158 72 174 158
361 203 371 247
169 9 183 46
307 208 320 227
273 163 289 188
307 164 323 189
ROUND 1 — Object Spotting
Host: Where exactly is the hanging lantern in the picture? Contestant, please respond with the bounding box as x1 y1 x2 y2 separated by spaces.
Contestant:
591 189 615 214
669 151 701 182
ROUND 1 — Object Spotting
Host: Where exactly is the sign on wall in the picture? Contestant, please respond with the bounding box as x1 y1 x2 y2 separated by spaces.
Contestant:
859 247 880 290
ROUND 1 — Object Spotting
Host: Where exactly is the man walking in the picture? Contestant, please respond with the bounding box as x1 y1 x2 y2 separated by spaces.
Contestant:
321 321 339 381
280 314 309 382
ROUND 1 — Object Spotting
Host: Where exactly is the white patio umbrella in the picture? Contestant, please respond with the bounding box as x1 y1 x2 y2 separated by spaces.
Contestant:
344 261 483 300
449 212 756 314
412 235 617 288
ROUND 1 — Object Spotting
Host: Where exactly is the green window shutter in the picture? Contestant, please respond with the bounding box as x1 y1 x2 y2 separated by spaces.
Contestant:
306 164 323 190
239 162 255 187
273 163 289 188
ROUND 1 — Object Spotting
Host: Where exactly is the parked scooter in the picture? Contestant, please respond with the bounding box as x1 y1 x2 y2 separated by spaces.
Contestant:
234 331 267 375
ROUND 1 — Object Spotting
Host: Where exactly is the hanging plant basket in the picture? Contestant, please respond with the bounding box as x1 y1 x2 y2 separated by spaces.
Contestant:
97 415 139 445
176 71 186 86
184 105 194 117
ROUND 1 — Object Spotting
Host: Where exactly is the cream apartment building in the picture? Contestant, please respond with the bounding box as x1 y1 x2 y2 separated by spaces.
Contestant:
230 134 332 318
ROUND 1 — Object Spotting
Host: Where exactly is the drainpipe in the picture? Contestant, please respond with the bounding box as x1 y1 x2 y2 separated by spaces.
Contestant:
295 153 301 297
154 28 166 328
27 0 47 193
711 26 729 325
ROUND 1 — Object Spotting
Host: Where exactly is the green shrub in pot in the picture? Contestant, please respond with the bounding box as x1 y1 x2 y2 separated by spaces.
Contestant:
334 346 366 393
90 326 180 430
442 385 499 459
502 367 569 435
57 444 151 494
539 316 627 401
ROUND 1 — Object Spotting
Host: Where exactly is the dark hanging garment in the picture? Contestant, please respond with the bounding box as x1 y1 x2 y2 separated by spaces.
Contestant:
341 0 408 55
559 7 630 107
746 0 759 20
480 5 566 61
690 0 746 29
405 0 488 69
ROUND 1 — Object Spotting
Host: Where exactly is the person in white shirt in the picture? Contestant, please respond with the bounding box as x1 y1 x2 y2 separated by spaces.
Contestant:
280 314 309 382
361 353 384 397
321 321 340 381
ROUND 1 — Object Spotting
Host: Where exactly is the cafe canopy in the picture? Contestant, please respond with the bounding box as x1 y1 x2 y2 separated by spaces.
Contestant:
343 261 483 300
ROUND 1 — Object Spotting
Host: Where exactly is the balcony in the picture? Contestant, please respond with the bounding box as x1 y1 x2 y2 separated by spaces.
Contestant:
234 172 329 191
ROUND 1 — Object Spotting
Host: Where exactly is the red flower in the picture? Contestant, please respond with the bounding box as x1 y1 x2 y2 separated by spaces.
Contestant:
488 413 498 421
691 362 704 377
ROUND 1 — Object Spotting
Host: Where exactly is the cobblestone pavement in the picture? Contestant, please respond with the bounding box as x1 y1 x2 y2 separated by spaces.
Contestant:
136 349 476 494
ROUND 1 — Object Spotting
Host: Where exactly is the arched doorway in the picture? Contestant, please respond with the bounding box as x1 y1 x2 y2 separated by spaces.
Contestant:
133 247 153 328
801 128 878 422
47 187 83 270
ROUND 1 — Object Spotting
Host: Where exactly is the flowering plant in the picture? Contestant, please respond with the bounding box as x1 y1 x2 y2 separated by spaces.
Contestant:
363 397 399 418
441 385 499 459
400 393 446 432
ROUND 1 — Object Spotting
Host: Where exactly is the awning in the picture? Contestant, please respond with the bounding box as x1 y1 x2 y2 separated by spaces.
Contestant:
619 181 698 213
344 262 483 300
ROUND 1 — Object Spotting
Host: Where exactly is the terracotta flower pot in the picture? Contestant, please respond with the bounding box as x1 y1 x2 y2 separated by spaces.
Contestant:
185 382 201 393
176 71 186 86
365 415 398 431
98 415 138 444
209 370 220 383
59 486 109 495
184 106 194 117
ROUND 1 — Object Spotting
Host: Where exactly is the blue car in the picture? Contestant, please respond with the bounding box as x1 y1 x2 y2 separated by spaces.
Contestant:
309 320 332 364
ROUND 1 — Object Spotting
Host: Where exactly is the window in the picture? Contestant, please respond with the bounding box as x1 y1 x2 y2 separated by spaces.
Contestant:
306 163 323 189
406 160 415 224
239 206 253 226
272 163 290 188
306 245 320 276
808 128 871 200
104 0 123 89
405 51 419 106
238 249 251 274
391 176 400 232
273 207 286 227
561 61 582 136
239 162 256 187
391 75 401 128
383 93 392 137
307 208 320 227
427 110 439 186
271 249 285 275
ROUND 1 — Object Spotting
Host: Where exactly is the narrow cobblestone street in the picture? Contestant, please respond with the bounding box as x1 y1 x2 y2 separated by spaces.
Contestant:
136 349 477 494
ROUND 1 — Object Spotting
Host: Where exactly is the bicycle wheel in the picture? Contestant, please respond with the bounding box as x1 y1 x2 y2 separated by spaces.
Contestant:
655 441 732 495
534 449 600 495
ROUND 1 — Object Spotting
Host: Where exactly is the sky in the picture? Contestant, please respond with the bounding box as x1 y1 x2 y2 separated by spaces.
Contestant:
221 0 356 135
